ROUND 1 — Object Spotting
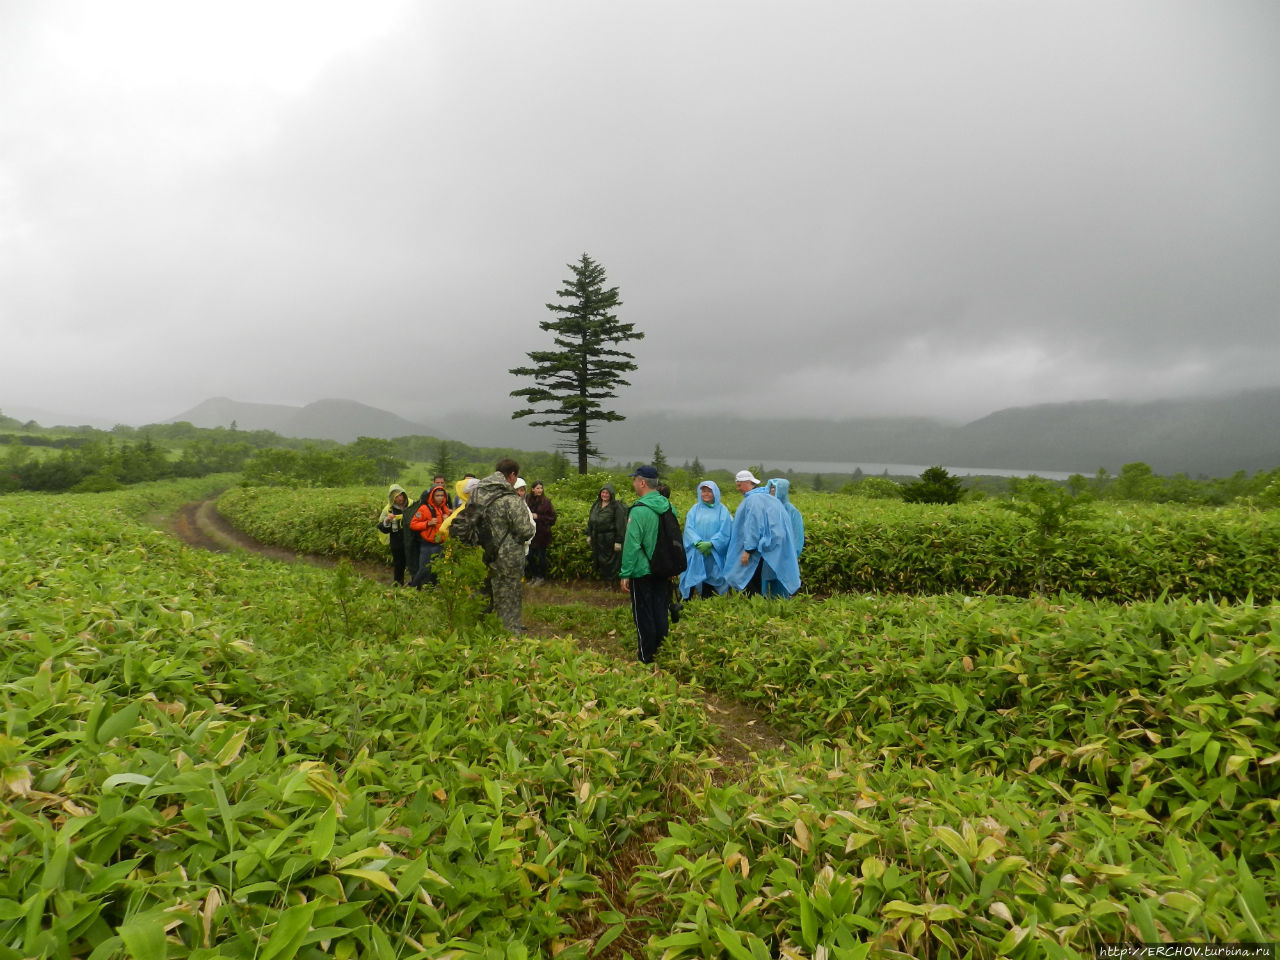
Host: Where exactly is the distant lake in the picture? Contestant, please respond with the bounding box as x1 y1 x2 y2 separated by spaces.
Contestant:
605 455 1076 482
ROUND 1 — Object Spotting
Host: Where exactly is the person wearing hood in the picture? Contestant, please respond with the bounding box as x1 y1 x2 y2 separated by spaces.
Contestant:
436 477 476 543
724 469 801 597
761 478 805 598
408 483 452 588
469 459 536 633
586 483 629 581
432 473 458 509
524 480 557 584
678 480 733 600
376 484 411 585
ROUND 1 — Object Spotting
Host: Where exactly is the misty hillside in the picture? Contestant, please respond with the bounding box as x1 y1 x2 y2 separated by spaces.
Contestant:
168 397 428 444
579 391 1280 476
161 389 1280 477
286 399 427 444
589 413 959 464
950 391 1280 475
168 398 303 433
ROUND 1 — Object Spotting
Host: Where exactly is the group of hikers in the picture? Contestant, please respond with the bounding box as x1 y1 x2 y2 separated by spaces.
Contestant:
376 468 556 589
376 460 804 664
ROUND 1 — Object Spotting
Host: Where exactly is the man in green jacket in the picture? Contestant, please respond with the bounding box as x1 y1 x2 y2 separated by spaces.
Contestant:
620 465 674 664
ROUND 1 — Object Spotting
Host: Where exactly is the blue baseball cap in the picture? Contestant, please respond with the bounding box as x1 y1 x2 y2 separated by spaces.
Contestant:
629 465 659 479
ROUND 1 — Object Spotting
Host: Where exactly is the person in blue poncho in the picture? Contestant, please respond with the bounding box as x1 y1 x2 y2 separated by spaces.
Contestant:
725 469 801 597
761 477 804 598
679 480 733 600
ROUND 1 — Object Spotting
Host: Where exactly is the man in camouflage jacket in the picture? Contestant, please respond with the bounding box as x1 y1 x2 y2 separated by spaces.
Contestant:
468 458 536 633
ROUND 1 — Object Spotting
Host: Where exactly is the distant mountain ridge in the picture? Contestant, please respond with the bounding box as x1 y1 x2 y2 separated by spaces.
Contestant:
161 389 1280 477
167 397 429 444
949 392 1280 476
583 391 1280 476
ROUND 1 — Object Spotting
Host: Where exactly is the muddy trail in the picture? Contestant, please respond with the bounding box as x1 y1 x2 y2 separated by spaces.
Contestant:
170 498 792 768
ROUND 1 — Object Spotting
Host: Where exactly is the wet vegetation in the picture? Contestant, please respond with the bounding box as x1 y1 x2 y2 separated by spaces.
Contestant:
2 472 1277 957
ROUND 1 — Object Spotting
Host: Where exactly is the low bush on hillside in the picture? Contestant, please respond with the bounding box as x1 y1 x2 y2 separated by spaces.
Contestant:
4 481 1277 955
635 592 1280 954
222 484 1280 602
1 484 714 957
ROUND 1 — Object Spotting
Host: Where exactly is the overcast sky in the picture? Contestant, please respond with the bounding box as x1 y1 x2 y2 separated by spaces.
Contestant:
2 1 1278 430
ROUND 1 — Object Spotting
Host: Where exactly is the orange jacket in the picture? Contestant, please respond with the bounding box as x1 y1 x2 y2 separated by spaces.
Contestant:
409 485 452 543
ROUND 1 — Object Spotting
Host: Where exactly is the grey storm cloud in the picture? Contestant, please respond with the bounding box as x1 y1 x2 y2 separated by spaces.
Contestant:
1 0 1277 426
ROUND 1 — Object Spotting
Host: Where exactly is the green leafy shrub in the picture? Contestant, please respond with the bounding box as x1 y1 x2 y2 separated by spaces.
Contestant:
546 469 632 502
429 542 496 631
7 480 1279 957
900 465 965 504
0 483 719 957
1001 475 1094 592
222 485 1280 602
635 592 1280 953
69 470 123 493
840 476 903 500
800 497 1280 601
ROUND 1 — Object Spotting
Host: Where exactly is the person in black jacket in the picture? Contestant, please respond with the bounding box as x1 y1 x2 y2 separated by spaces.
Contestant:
376 484 411 585
525 480 557 584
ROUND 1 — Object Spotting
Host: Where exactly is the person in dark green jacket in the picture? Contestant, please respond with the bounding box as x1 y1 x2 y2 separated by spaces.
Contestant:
586 483 628 581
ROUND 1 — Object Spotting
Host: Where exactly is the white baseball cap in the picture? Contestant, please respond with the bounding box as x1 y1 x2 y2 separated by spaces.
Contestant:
735 470 760 484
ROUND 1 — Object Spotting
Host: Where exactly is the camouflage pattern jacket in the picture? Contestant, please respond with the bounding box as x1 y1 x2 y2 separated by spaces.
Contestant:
467 472 536 574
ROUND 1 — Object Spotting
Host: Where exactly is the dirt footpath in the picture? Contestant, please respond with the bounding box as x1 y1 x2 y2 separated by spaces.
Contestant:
171 497 792 765
171 498 387 577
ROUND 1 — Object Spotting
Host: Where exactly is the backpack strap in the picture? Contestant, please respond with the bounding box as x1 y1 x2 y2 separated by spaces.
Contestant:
483 487 518 555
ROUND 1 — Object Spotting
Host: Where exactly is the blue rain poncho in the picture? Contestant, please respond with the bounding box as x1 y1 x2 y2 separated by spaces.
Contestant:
678 480 733 599
762 478 804 598
725 484 801 596
767 478 804 554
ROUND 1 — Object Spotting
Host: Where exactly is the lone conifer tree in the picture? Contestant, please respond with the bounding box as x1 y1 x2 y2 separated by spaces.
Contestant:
652 443 669 475
510 254 643 473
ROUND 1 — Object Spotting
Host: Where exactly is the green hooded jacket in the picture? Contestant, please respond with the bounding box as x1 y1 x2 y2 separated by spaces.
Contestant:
620 490 672 579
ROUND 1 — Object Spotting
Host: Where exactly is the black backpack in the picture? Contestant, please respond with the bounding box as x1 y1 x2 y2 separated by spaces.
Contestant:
637 501 687 579
450 489 515 564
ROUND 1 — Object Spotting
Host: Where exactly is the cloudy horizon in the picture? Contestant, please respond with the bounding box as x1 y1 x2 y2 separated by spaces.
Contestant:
3 1 1278 430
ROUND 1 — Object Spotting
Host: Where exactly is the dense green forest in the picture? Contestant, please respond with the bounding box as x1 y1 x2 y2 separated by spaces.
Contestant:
4 408 1279 508
0 412 574 494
